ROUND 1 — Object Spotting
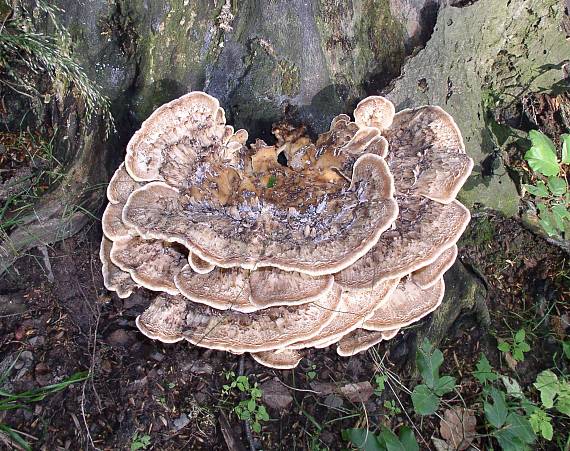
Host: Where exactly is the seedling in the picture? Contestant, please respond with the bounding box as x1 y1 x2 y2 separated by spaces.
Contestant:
130 432 151 451
222 371 269 433
522 131 570 238
497 329 530 362
411 339 456 415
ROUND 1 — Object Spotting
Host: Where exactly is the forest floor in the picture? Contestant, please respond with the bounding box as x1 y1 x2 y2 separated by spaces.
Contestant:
0 210 568 450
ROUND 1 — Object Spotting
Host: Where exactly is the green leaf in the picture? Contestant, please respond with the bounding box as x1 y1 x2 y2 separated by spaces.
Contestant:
534 370 559 409
536 203 559 236
504 412 535 444
416 339 443 389
556 381 570 416
398 427 419 451
252 422 261 433
374 374 387 394
434 375 456 396
514 329 526 343
547 177 568 196
525 130 560 176
473 354 498 384
497 341 511 353
551 204 570 232
529 409 552 440
540 420 553 441
257 405 270 421
495 429 529 451
341 428 384 451
523 181 549 197
484 388 508 428
561 133 570 164
411 384 439 415
512 348 525 362
247 398 256 412
379 427 405 451
267 175 277 188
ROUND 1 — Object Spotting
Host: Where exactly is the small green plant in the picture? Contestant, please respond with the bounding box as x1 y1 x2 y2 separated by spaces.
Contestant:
528 370 570 440
307 364 317 380
382 400 401 416
0 358 89 451
497 328 531 362
130 432 151 451
410 339 456 415
342 425 419 451
522 131 569 238
222 371 270 433
373 373 387 396
267 175 277 188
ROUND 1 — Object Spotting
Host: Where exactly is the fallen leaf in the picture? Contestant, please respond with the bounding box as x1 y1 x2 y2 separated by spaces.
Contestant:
260 378 293 411
339 382 374 403
439 407 476 451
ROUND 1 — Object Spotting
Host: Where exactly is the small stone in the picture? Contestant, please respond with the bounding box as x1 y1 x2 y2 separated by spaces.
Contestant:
324 394 344 409
106 329 136 347
28 336 45 347
150 352 164 362
172 413 190 432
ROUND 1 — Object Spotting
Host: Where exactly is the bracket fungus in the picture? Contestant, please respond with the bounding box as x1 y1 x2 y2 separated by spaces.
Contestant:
100 92 473 369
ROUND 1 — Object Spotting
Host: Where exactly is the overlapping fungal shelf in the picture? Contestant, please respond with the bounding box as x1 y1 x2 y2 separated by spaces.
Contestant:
100 92 473 369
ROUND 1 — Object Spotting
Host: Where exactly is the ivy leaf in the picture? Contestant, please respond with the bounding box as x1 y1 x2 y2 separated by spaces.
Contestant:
484 388 508 428
533 370 559 409
561 133 570 164
525 130 559 176
473 354 498 384
523 181 549 197
411 384 440 415
416 339 443 389
397 427 419 451
547 177 567 196
434 376 456 396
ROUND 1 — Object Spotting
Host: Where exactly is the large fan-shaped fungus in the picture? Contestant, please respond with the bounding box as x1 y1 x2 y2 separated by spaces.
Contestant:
100 92 473 368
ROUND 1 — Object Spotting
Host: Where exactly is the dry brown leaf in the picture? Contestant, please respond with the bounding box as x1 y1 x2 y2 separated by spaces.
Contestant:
260 378 293 411
439 407 476 451
339 381 374 403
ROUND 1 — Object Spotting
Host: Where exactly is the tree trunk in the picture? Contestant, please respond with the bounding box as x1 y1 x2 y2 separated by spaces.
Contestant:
0 0 568 343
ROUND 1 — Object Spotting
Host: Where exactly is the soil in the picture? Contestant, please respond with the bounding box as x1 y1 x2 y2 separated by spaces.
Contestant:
0 210 568 450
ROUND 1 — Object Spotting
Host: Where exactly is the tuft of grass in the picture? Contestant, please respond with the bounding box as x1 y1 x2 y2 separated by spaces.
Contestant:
0 0 114 136
0 354 89 450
